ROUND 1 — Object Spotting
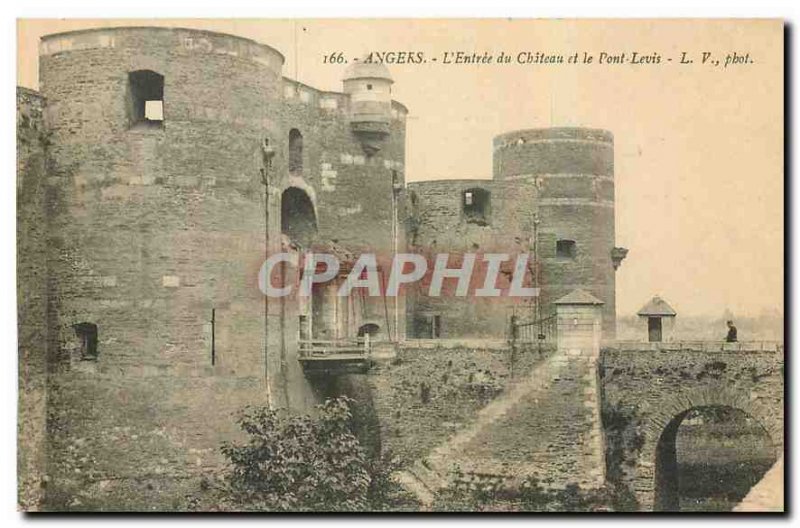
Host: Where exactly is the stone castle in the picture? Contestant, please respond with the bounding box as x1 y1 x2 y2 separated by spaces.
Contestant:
18 26 780 512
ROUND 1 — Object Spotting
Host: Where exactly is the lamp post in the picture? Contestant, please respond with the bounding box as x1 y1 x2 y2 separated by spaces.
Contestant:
261 137 275 406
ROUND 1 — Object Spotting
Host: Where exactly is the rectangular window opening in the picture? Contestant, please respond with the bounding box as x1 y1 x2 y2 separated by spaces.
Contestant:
129 70 165 127
463 188 490 225
556 239 577 259
73 322 99 361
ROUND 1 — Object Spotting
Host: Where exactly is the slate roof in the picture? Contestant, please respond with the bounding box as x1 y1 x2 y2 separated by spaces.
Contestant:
637 295 677 316
554 289 604 305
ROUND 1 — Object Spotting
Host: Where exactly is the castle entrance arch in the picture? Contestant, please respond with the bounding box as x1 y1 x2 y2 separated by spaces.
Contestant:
280 187 317 248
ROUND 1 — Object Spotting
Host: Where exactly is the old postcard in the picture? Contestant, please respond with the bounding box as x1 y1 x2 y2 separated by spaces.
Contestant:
16 19 784 512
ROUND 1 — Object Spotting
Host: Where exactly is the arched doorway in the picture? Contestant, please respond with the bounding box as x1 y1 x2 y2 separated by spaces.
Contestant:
280 187 317 248
653 405 777 511
357 323 381 339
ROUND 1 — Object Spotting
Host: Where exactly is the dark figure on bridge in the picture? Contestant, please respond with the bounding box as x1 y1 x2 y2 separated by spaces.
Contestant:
725 320 738 343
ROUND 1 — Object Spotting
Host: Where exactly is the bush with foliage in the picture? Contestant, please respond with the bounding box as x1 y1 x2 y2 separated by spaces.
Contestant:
219 397 402 511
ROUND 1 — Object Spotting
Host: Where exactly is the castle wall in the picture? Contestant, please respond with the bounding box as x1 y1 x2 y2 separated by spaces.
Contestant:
405 179 538 338
17 87 49 510
26 27 409 509
277 78 407 333
407 127 619 340
265 79 408 410
419 300 606 492
20 25 629 511
369 344 550 467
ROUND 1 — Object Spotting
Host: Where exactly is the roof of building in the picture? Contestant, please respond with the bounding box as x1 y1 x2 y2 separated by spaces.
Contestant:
554 289 604 305
343 61 393 82
637 295 677 316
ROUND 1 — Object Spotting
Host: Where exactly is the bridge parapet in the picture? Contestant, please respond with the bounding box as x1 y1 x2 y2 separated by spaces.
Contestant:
605 340 783 354
601 339 784 511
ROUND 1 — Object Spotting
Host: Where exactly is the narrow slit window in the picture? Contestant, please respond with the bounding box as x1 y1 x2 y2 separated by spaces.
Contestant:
289 128 303 173
432 315 442 338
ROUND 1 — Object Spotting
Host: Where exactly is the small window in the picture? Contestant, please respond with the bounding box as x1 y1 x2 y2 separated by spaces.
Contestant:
462 188 490 225
556 239 577 259
128 70 164 127
289 128 303 173
73 322 98 360
366 83 373 90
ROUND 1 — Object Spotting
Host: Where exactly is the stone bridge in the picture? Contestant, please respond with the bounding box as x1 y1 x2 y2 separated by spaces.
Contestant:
396 294 784 512
600 341 784 511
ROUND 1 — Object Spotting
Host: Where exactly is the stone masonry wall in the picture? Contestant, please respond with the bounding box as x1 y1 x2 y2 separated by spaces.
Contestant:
405 179 538 338
26 26 410 510
38 30 284 510
426 303 605 490
17 87 49 510
368 344 548 466
406 127 619 340
600 345 784 509
494 129 617 337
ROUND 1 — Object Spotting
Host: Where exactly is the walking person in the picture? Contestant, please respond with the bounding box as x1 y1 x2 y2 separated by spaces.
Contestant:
725 320 738 343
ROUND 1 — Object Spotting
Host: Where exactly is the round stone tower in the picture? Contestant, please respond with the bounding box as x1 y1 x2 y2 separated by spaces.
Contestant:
493 127 620 338
39 27 285 375
342 61 394 155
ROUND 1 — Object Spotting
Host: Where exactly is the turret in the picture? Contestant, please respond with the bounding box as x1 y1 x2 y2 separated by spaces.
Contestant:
342 61 393 155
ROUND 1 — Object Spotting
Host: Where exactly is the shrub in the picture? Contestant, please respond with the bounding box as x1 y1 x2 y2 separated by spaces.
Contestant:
220 397 371 512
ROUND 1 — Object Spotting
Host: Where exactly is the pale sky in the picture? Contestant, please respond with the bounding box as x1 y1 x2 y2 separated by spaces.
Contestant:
17 19 784 317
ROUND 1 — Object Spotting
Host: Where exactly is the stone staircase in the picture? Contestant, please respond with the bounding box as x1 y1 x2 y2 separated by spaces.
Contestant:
396 348 576 505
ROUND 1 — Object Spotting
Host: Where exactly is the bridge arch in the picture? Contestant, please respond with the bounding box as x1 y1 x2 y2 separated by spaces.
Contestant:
636 385 782 511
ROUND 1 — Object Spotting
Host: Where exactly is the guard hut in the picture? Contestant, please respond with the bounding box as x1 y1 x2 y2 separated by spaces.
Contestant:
637 295 677 343
554 289 605 355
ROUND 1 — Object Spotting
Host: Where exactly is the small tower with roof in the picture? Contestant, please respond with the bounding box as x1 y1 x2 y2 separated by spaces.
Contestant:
637 295 677 343
554 289 605 354
342 60 394 155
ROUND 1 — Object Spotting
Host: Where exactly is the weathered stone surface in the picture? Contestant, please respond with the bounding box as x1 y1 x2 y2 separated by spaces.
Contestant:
601 345 784 510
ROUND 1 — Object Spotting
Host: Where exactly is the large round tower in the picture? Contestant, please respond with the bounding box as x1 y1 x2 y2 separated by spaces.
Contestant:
40 27 285 376
493 127 620 338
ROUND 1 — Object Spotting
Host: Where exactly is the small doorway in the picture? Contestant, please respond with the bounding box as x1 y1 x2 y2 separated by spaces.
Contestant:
648 316 663 342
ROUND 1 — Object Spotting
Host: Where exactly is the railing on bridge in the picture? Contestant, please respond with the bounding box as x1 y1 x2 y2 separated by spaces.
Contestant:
607 340 784 354
297 336 372 373
509 314 557 345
